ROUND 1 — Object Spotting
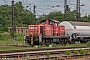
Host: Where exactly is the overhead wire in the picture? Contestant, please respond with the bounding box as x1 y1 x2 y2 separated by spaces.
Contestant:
2 0 90 17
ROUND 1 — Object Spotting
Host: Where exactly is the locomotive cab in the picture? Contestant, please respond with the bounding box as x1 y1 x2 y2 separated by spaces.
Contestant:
26 24 44 45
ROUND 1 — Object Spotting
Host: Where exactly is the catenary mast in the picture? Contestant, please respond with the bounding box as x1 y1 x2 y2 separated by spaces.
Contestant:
76 0 80 21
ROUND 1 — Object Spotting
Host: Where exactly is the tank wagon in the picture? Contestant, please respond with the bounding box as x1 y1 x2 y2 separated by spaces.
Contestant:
26 19 69 46
60 21 90 43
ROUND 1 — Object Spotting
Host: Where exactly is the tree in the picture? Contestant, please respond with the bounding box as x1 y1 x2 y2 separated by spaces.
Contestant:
37 14 47 24
38 11 65 22
0 1 35 32
65 10 76 21
81 15 90 22
48 11 64 22
15 2 35 26
38 10 77 22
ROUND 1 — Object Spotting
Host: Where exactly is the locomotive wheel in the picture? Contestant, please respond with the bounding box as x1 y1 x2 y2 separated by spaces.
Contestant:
68 41 71 44
71 39 75 44
80 40 83 43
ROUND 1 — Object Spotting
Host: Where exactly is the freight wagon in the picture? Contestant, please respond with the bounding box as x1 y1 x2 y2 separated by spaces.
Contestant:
60 21 90 43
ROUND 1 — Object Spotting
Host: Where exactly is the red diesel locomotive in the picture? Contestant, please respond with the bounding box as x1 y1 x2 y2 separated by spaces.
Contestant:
26 19 69 45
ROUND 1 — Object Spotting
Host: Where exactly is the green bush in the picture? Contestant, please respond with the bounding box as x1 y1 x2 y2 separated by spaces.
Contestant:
50 43 58 47
42 44 47 47
38 45 42 48
79 49 89 54
74 50 78 54
86 41 90 46
0 32 24 45
79 49 85 54
16 33 23 41
0 33 11 40
84 50 89 54
46 51 50 57
0 27 8 32
64 50 71 55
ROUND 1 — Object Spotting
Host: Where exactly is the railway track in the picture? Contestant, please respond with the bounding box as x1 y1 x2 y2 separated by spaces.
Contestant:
0 46 90 59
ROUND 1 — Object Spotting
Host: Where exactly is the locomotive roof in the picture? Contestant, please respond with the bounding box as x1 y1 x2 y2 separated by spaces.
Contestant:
68 21 90 26
51 19 60 23
41 19 60 23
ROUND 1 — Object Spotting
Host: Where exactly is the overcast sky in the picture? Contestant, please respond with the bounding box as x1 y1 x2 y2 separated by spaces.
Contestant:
0 0 90 17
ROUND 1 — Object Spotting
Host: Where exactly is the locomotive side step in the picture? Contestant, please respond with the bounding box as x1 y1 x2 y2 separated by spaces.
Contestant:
43 36 68 39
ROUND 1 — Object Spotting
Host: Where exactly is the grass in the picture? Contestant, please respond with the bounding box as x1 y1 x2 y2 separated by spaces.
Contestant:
65 43 87 47
0 32 30 51
0 39 31 51
0 39 24 45
0 32 25 45
0 46 34 51
0 44 88 51
0 40 88 51
0 32 89 51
